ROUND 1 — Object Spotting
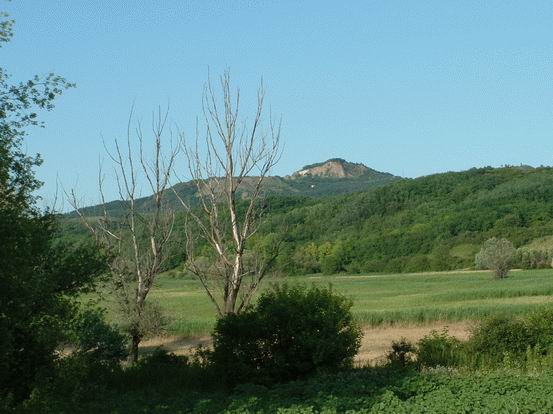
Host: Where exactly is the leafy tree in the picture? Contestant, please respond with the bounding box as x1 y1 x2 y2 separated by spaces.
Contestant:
475 237 516 279
0 11 107 399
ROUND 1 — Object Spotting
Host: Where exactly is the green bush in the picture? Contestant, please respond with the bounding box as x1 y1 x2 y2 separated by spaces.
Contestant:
24 309 128 409
387 338 416 367
69 308 128 364
120 348 195 390
211 284 362 384
468 316 531 364
416 329 465 368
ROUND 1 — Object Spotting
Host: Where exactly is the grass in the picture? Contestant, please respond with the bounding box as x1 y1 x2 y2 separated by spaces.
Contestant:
107 268 552 337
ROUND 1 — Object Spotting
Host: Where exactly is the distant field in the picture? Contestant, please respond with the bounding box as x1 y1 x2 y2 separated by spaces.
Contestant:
105 269 553 337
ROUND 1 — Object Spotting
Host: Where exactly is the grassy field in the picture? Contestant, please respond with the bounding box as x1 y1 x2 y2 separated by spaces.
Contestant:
123 268 553 337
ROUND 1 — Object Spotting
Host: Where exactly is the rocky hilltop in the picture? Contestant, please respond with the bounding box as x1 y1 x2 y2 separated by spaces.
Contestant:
292 158 386 179
69 158 400 217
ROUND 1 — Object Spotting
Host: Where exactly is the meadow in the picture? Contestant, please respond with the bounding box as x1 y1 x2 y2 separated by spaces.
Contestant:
133 268 553 338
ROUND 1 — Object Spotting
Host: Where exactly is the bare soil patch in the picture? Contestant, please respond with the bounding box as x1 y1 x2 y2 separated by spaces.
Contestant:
140 321 471 365
355 321 471 365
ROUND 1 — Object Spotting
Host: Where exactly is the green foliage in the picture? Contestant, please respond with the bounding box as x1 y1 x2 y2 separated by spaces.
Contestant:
416 329 464 368
211 284 362 384
27 310 127 411
469 316 531 364
14 306 553 412
525 307 553 350
0 221 108 400
255 166 553 275
16 363 553 413
516 246 553 269
69 308 128 364
386 338 416 367
120 349 199 391
411 309 553 371
0 11 108 402
475 237 516 278
62 166 553 275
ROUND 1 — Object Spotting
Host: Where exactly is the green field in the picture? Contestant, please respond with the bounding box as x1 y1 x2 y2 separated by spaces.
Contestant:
124 269 553 337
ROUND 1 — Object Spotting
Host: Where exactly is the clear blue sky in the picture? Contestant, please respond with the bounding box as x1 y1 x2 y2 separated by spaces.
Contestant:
3 1 553 205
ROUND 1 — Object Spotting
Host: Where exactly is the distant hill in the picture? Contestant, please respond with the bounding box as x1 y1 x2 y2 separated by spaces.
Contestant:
69 159 400 217
292 158 386 178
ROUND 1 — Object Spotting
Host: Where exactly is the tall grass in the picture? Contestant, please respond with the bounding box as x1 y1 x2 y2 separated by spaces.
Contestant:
137 269 553 336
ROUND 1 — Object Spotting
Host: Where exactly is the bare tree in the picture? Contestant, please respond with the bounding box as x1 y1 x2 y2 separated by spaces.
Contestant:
69 108 179 362
176 71 282 316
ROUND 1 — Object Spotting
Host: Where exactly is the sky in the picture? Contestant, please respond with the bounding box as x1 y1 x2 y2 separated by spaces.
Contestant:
2 0 553 206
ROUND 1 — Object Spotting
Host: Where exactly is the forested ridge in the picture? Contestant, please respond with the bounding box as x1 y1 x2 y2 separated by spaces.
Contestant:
62 165 553 275
264 165 553 274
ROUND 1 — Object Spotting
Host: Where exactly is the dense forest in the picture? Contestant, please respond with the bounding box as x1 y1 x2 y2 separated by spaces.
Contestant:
62 165 553 276
263 165 553 274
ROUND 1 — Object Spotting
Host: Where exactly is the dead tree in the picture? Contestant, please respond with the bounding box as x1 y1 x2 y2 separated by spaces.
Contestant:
69 108 178 362
176 71 281 316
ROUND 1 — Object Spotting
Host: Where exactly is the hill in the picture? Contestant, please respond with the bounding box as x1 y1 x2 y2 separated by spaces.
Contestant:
62 165 553 275
259 166 553 274
292 158 386 178
69 159 399 217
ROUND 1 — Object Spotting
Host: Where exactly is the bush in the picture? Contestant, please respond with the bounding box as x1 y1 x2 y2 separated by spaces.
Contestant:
69 308 128 364
457 309 553 368
211 284 362 384
120 348 194 390
468 316 531 364
417 329 465 368
524 307 553 352
515 248 553 269
387 338 416 367
475 237 515 278
25 309 128 408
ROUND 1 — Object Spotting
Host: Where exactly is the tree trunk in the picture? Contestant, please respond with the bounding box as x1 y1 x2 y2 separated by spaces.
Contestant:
224 291 237 315
130 292 146 363
224 254 243 314
130 330 141 363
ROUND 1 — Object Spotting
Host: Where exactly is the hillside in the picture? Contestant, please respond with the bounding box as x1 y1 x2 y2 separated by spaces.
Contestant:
69 159 399 217
62 165 553 275
259 166 553 274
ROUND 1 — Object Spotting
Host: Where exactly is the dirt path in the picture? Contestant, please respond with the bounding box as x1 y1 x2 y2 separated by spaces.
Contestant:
140 321 471 365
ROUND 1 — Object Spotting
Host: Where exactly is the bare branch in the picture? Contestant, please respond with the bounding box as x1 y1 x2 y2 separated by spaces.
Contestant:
67 106 179 363
178 71 282 315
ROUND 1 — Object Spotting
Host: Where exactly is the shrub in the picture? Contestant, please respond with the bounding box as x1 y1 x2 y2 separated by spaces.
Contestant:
475 237 515 278
121 348 192 389
468 316 531 364
525 307 553 351
25 309 128 406
387 338 416 367
515 248 553 269
416 329 465 368
69 308 128 364
211 284 362 384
